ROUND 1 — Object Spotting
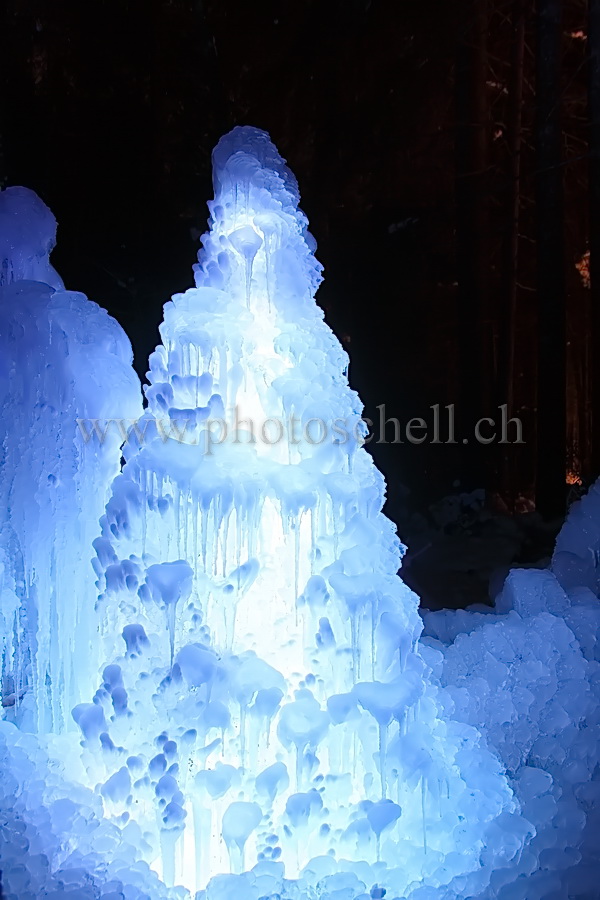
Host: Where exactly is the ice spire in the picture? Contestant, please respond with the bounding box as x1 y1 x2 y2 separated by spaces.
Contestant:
79 127 518 897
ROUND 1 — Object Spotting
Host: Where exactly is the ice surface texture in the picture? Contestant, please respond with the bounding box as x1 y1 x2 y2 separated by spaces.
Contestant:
0 130 599 900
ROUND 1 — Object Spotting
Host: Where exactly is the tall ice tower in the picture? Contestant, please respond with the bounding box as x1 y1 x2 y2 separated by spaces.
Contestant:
83 127 518 898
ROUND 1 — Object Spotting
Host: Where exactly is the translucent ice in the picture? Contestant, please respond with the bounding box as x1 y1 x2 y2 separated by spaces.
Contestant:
423 516 600 897
0 186 64 289
1 131 599 900
0 186 142 732
70 127 522 898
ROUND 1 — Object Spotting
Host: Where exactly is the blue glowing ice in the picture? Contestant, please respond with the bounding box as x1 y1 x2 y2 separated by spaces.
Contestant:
1 130 599 900
77 127 520 896
0 187 142 733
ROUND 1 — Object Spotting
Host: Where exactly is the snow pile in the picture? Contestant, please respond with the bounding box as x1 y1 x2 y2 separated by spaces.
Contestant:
423 571 600 898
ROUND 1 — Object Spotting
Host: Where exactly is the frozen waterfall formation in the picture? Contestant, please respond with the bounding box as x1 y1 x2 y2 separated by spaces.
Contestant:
0 187 142 734
0 129 599 900
82 127 520 897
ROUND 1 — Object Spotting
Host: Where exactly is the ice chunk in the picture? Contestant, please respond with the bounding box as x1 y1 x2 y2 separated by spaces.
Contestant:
365 798 402 837
176 643 219 687
496 569 570 617
0 186 63 288
101 767 131 804
222 801 262 871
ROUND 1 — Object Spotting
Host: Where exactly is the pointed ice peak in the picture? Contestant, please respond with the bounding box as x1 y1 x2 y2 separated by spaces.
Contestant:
0 186 64 290
194 126 322 301
212 126 301 214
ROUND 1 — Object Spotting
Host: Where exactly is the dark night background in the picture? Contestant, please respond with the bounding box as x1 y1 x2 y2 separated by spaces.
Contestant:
0 0 596 605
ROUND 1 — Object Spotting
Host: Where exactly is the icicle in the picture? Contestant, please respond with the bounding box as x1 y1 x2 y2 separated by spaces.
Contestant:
193 496 199 576
351 614 360 683
184 490 190 560
239 703 246 767
235 505 242 571
294 514 301 619
371 603 377 682
421 775 428 855
192 795 205 890
192 344 199 407
141 467 148 555
244 260 252 307
218 345 227 405
332 500 339 561
167 601 177 665
201 507 208 572
175 487 182 558
160 828 178 887
310 506 317 575
247 500 255 561
264 234 273 312
222 508 231 577
211 500 219 577
379 723 388 799
295 743 303 791
229 225 262 307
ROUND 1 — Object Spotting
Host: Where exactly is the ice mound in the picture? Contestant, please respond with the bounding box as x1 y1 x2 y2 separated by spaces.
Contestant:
553 478 600 596
1 133 599 900
423 565 600 897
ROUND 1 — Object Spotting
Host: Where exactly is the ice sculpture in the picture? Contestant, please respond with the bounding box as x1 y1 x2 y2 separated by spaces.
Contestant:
0 186 143 732
1 130 599 900
77 128 521 898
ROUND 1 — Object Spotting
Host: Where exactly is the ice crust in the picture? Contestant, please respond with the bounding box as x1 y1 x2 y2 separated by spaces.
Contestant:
0 131 599 900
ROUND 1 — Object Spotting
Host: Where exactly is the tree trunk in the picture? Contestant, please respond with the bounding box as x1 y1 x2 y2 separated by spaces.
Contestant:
455 0 490 490
535 0 566 518
499 0 526 498
589 0 600 478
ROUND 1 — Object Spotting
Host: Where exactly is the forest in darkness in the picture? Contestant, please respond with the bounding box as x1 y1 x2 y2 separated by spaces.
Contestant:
0 0 596 530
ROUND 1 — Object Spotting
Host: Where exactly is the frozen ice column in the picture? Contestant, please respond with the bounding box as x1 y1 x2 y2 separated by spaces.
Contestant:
88 127 518 897
96 125 423 683
0 186 142 731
